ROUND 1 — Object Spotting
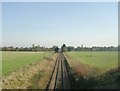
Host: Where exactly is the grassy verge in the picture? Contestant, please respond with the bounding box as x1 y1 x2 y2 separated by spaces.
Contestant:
30 70 44 89
2 53 58 89
64 52 118 89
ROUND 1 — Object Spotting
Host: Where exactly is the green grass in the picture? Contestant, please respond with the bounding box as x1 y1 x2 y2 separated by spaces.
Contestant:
66 51 118 89
2 51 53 75
66 51 118 72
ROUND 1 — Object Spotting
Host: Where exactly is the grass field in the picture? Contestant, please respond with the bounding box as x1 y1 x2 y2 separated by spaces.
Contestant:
65 51 118 89
2 51 53 75
66 51 118 72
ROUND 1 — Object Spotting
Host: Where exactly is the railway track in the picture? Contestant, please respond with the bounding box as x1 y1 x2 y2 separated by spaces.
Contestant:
46 53 70 90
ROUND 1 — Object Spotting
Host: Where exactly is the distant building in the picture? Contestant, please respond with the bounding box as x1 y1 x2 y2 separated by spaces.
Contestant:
81 45 83 48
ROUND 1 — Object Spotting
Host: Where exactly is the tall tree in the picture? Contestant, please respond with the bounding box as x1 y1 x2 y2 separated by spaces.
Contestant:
55 46 59 53
61 44 68 52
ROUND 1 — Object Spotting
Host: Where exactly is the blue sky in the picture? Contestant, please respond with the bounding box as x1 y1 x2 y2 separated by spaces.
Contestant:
2 2 118 47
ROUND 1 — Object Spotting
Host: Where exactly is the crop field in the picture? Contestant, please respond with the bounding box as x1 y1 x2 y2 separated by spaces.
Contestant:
2 51 53 75
66 51 118 72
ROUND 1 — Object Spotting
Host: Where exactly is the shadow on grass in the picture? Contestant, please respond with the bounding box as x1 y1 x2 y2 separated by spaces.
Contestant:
65 58 119 89
27 70 44 89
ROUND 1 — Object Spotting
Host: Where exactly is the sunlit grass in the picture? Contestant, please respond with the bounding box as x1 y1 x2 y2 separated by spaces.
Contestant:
2 51 53 75
66 51 118 72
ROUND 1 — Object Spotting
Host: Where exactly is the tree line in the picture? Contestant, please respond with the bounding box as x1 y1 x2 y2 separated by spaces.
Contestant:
1 44 120 52
61 44 119 52
1 45 54 52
